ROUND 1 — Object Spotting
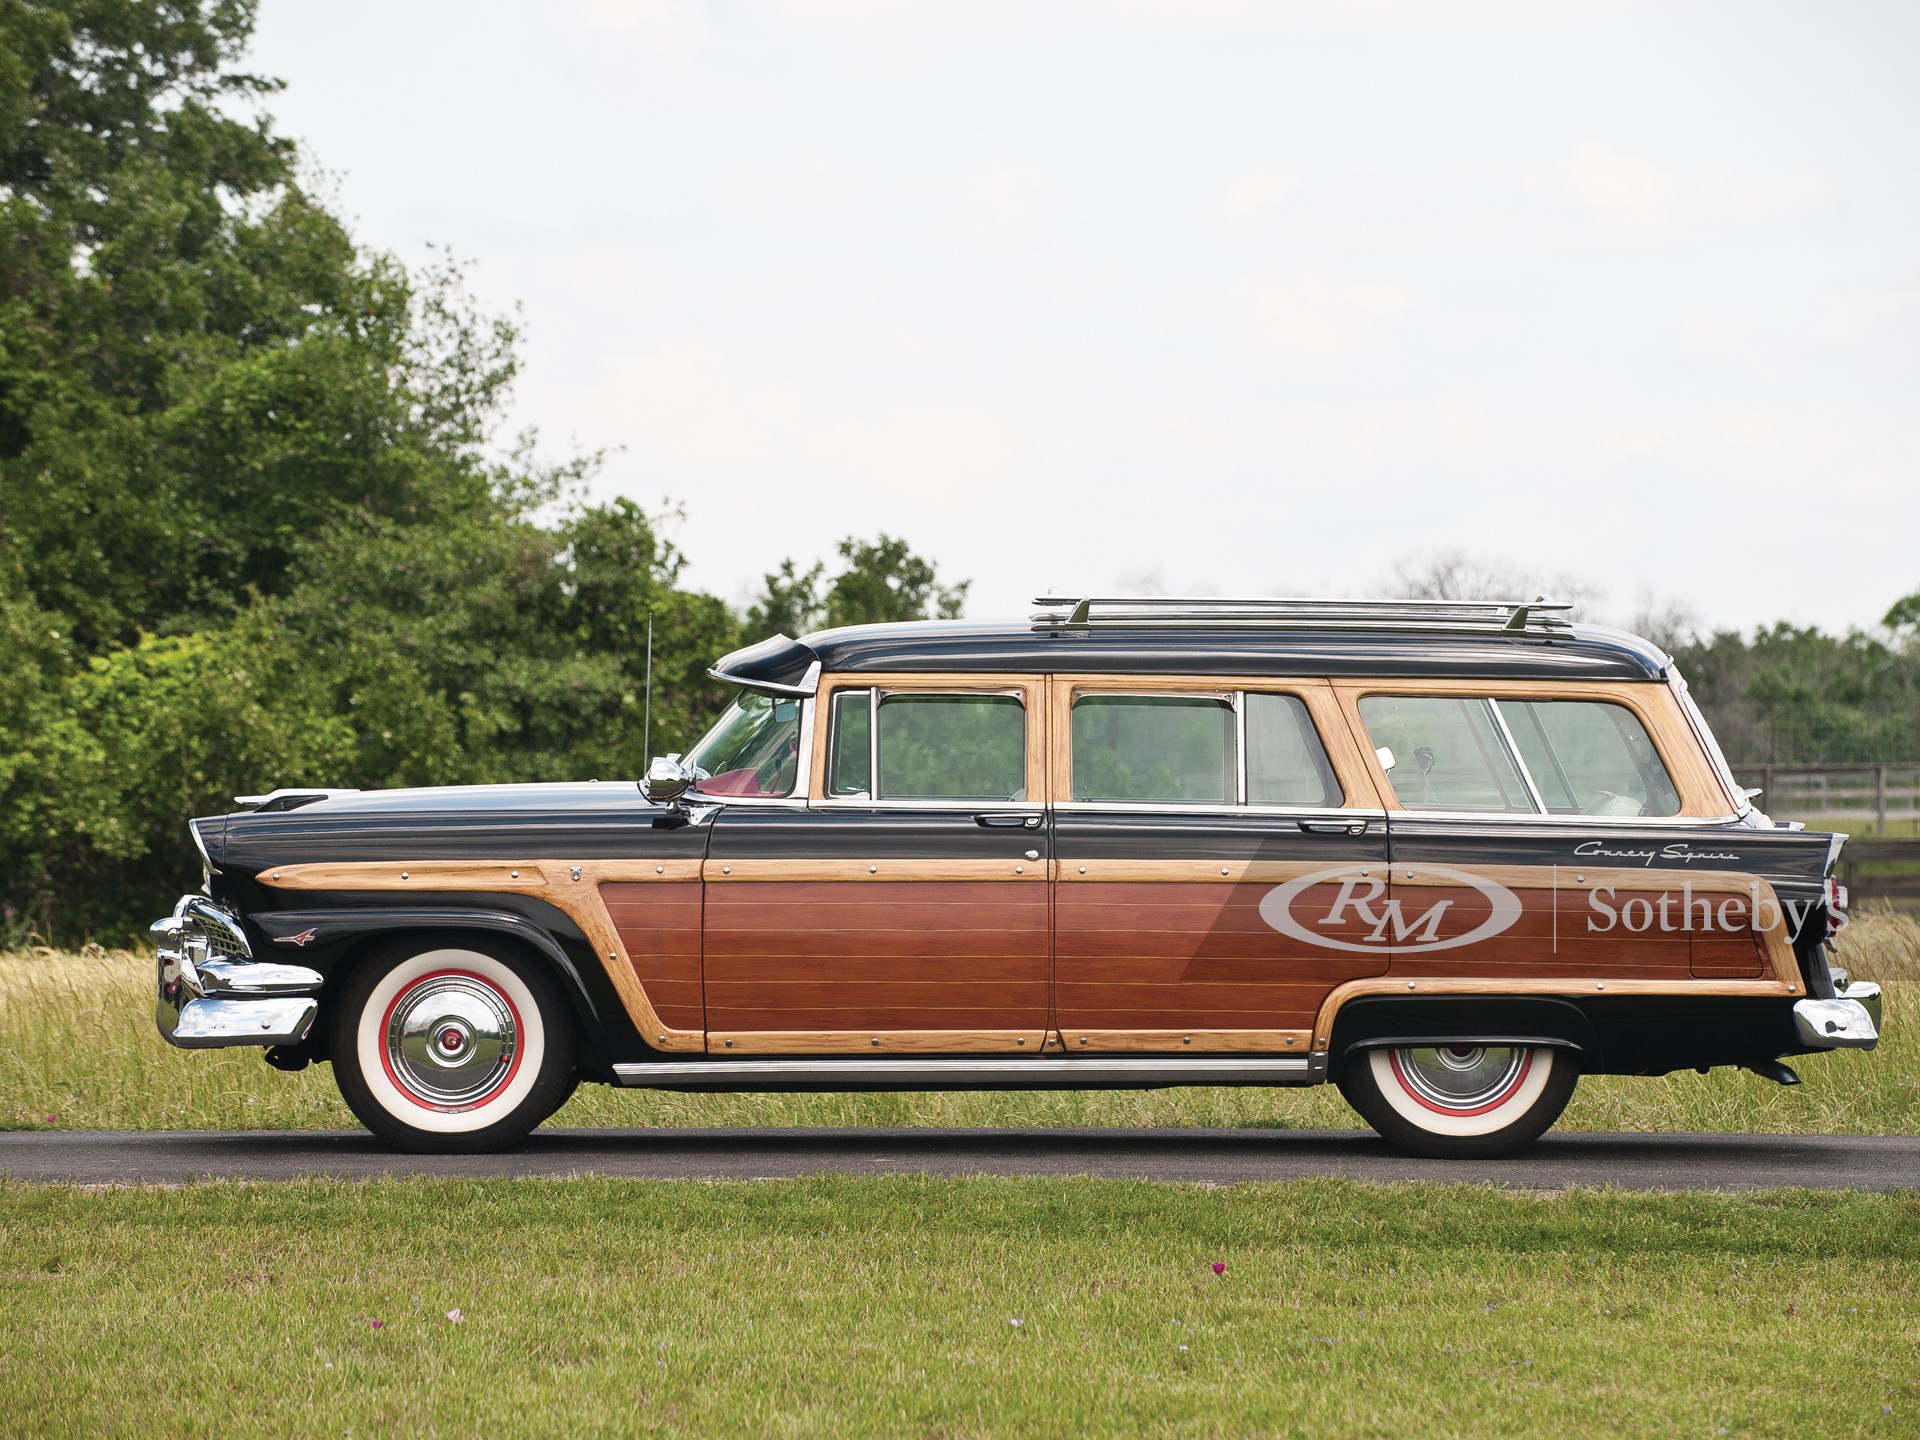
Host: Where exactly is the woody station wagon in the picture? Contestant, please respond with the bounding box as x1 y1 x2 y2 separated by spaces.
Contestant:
152 596 1884 1157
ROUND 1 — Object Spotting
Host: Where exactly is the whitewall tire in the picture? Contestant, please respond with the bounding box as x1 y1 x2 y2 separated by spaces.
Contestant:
331 938 577 1153
1337 1044 1577 1159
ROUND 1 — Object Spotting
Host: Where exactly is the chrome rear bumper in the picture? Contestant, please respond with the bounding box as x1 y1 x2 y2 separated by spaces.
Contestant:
1792 978 1883 1051
152 895 323 1049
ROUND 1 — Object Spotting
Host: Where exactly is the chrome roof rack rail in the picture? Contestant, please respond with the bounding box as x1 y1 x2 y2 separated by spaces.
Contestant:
1030 595 1575 636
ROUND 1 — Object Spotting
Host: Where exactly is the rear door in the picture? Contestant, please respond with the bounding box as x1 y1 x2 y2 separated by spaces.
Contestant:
702 677 1051 1053
1051 678 1390 1053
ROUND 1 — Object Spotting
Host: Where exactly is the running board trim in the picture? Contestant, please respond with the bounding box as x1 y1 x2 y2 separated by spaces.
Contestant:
612 1055 1319 1091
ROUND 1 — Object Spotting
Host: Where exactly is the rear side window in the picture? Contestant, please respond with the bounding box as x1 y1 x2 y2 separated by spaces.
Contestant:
1356 693 1683 817
1071 695 1235 803
1356 695 1535 813
875 693 1026 801
1496 699 1681 817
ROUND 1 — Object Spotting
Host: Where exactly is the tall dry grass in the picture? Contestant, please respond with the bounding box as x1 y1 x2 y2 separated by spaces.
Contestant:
2 913 1913 1133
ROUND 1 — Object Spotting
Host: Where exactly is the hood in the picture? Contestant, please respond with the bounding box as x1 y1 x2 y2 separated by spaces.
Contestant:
200 781 693 873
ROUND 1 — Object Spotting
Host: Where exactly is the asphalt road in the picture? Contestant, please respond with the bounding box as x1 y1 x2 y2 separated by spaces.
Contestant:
2 1127 1916 1189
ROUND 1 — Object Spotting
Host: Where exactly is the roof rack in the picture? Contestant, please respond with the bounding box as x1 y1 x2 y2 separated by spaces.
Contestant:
1030 595 1575 636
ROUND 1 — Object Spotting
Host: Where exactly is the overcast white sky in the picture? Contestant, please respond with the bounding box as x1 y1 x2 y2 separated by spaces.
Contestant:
249 1 1920 634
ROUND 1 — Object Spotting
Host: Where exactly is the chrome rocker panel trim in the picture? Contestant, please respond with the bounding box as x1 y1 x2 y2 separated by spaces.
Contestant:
153 894 323 1050
613 1055 1316 1092
1792 994 1881 1050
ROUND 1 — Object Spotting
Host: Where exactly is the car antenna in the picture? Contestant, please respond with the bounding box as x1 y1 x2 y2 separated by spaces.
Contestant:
643 611 654 766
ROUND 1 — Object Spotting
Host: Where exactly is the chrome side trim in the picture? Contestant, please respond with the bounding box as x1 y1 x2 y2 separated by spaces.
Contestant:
707 658 822 696
1792 996 1880 1050
194 957 326 996
233 788 363 812
187 818 220 876
1049 801 1384 819
613 1056 1314 1088
1376 807 1748 829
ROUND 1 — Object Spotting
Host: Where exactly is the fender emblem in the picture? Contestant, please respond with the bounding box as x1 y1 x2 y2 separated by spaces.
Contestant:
276 928 318 948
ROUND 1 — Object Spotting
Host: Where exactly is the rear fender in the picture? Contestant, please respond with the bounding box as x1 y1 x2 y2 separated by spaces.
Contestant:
1329 995 1597 1073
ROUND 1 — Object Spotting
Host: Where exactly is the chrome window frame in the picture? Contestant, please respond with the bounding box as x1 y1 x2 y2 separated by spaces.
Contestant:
1668 666 1753 820
686 687 817 810
811 686 1038 812
1055 685 1354 814
1357 691 1735 827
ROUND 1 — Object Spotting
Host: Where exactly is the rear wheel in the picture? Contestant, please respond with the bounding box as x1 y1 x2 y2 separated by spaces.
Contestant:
330 938 576 1154
1337 1044 1577 1158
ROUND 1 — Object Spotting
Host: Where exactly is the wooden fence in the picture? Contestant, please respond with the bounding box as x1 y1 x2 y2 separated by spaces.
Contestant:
1730 762 1920 836
1836 838 1920 910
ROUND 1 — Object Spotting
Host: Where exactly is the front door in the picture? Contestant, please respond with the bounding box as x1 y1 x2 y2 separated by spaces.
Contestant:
702 677 1051 1053
1051 679 1391 1053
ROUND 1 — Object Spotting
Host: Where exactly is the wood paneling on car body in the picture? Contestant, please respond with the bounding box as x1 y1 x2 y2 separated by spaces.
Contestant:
260 859 707 1051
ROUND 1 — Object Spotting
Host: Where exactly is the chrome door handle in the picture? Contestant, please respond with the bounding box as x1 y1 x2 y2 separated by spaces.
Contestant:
976 813 1042 828
1297 819 1368 835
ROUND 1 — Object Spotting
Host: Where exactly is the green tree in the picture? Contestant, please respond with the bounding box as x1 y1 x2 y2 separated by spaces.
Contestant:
0 2 972 940
826 534 969 627
743 534 968 636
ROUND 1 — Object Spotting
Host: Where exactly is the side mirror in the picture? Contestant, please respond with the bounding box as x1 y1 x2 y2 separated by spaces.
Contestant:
643 754 691 807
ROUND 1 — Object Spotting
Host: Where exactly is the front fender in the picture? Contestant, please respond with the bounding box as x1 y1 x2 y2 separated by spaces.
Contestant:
245 904 636 1074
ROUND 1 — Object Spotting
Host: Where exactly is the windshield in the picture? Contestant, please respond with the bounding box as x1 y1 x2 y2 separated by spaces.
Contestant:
684 691 801 798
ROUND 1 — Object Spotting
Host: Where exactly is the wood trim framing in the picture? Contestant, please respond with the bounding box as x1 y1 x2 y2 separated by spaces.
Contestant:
1327 678 1735 818
1052 858 1353 884
707 1029 1048 1054
259 859 707 1051
1309 975 1802 1052
808 672 1051 803
1058 1028 1313 1053
705 858 1045 882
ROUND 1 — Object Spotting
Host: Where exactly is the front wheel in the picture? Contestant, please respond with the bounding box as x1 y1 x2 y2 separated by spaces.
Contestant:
331 938 577 1154
1337 1044 1577 1159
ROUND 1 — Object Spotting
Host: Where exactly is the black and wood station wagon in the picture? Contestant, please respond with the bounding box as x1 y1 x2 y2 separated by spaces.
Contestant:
152 597 1883 1156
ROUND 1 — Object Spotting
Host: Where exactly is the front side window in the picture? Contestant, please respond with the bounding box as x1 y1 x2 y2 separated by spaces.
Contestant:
1356 695 1534 813
685 691 801 797
824 689 1028 802
873 692 1027 801
1071 694 1235 803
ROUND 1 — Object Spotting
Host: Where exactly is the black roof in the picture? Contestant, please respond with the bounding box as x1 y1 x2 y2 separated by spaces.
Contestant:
710 619 1670 689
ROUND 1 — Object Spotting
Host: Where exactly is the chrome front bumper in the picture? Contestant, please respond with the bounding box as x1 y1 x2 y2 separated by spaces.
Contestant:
1792 975 1883 1051
151 895 324 1048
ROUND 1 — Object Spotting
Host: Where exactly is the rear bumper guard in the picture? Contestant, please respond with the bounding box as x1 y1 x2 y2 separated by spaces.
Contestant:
151 895 323 1049
1792 982 1882 1051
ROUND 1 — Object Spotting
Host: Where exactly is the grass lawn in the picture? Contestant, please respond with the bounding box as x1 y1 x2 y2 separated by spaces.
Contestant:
4 908 1915 1137
3 1175 1916 1438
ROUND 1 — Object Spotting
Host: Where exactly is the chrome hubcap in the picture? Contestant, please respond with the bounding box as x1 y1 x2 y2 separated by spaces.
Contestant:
1393 1045 1526 1111
385 974 518 1108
